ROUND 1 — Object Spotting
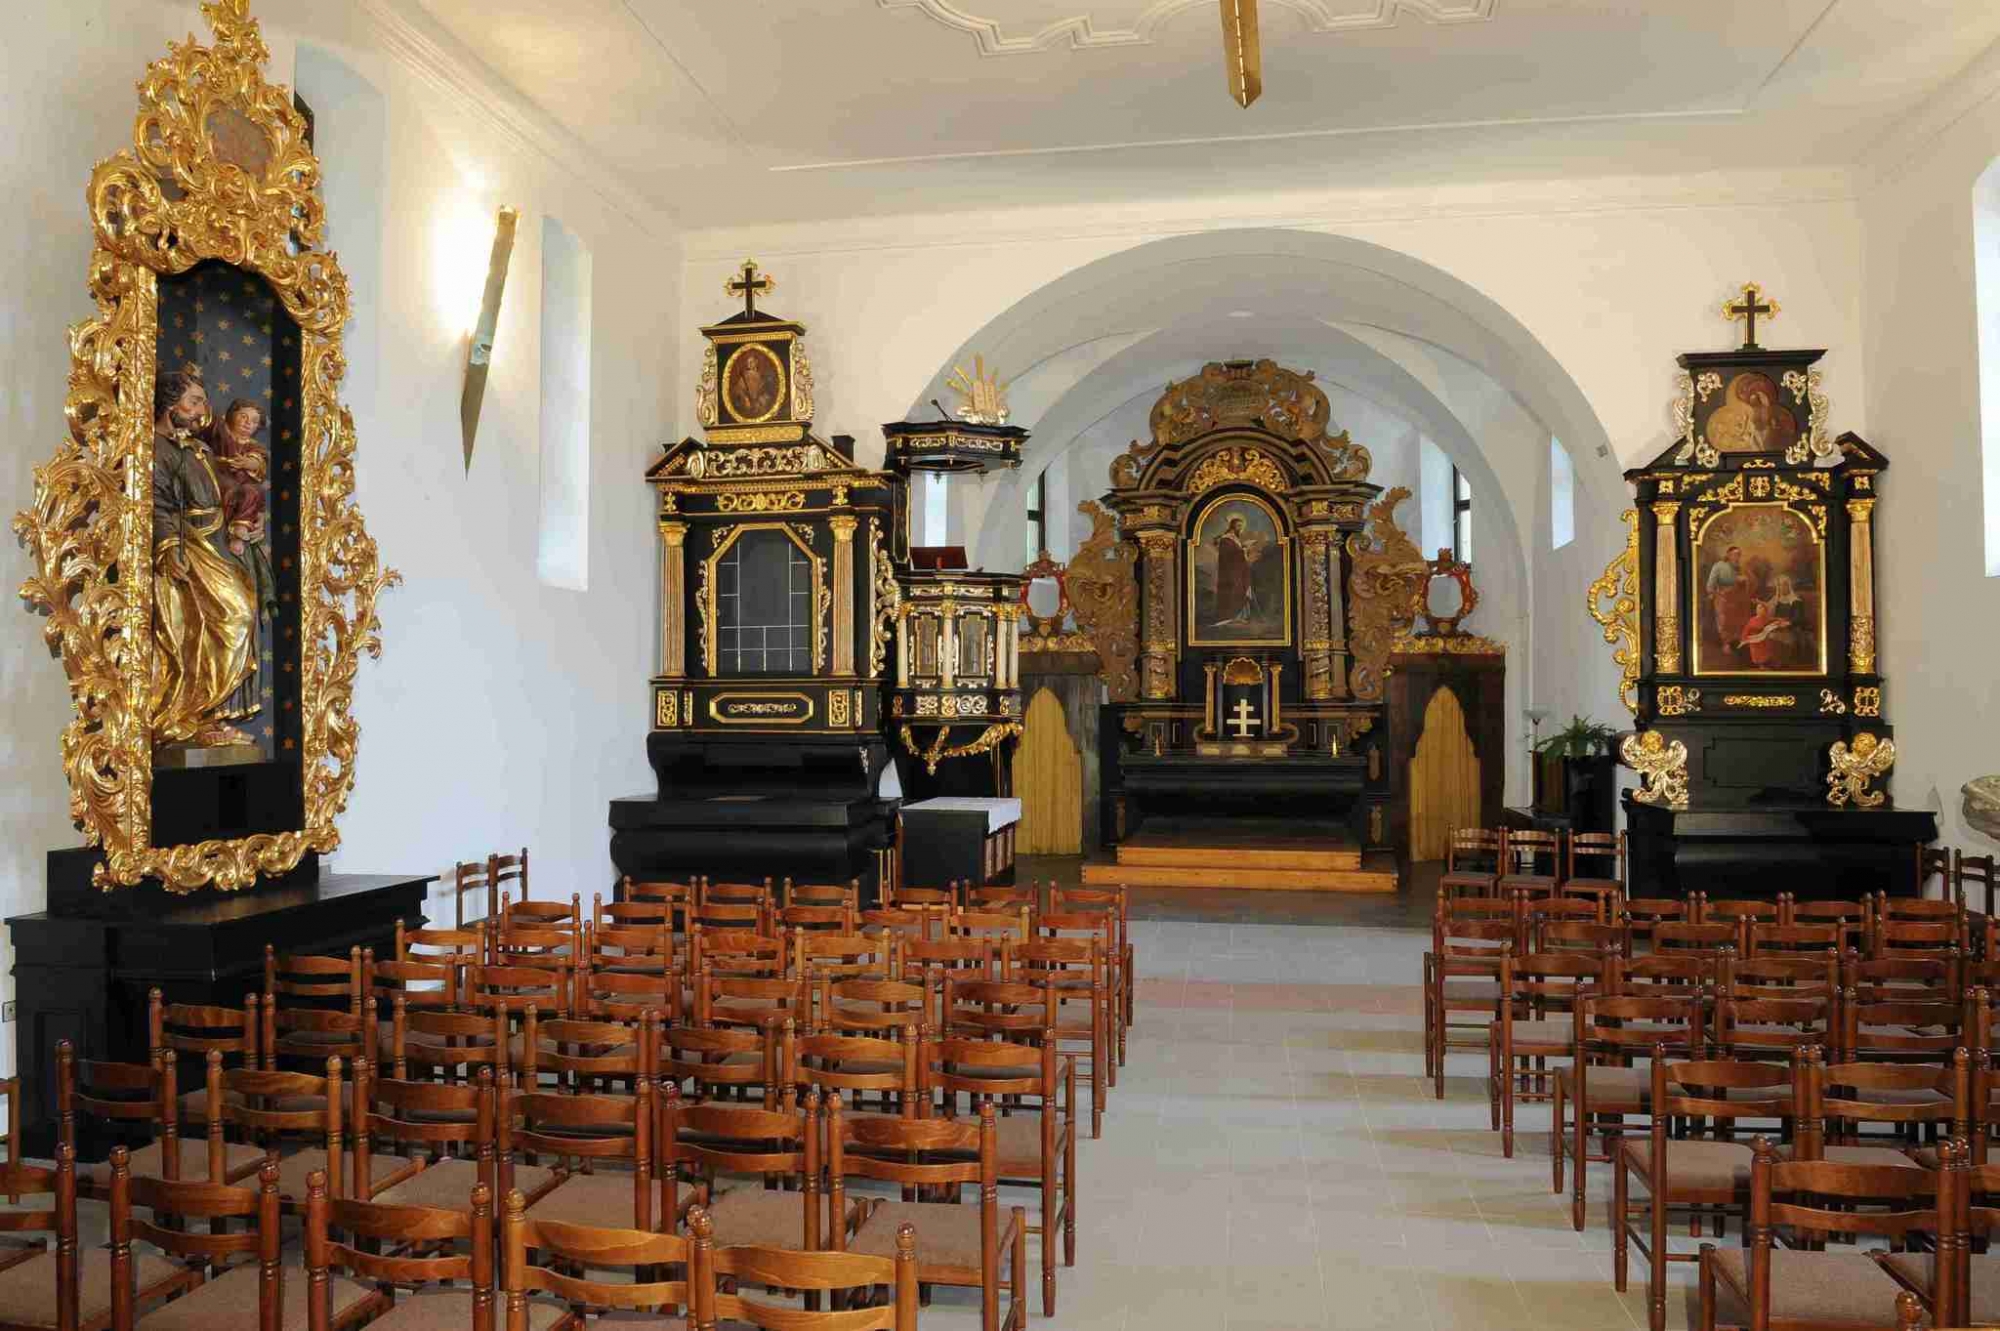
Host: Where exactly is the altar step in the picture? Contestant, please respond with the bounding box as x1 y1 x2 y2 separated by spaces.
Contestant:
1114 839 1362 873
1082 860 1398 893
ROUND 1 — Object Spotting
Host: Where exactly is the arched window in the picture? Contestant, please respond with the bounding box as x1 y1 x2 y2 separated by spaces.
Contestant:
1452 464 1473 564
1978 155 2000 575
1550 436 1576 550
1025 468 1048 562
537 216 592 590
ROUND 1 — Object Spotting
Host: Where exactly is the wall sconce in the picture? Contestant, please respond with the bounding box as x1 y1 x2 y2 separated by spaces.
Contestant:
460 205 518 473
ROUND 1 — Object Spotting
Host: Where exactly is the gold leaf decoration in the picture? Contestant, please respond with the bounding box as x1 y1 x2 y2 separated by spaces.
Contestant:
1587 510 1643 715
1622 729 1689 810
1827 732 1895 809
1345 487 1426 704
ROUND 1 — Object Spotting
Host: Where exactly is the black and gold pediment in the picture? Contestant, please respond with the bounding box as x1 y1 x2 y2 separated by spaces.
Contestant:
695 261 818 446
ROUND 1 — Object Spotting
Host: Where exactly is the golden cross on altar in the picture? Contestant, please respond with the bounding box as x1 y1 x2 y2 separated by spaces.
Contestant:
1226 698 1261 739
726 260 776 317
1722 282 1779 350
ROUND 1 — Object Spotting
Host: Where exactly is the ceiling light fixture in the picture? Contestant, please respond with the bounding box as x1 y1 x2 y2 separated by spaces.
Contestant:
1219 0 1262 109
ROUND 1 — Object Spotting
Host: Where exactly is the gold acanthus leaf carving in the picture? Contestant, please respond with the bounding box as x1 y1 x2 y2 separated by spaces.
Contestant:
14 0 397 891
871 538 899 680
1150 359 1333 448
791 339 816 422
898 721 1024 777
1187 446 1289 497
1345 487 1426 704
1827 732 1894 809
1063 501 1141 703
696 344 719 427
1587 510 1643 716
1622 730 1689 810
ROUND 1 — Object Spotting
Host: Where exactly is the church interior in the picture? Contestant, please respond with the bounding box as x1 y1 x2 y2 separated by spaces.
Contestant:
7 1 2000 1328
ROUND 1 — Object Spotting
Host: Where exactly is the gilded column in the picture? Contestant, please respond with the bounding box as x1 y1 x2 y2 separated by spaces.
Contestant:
895 610 910 689
829 515 857 676
1848 498 1877 674
1652 502 1682 675
1300 530 1335 700
1136 531 1179 700
1327 537 1349 699
660 520 688 677
941 603 959 690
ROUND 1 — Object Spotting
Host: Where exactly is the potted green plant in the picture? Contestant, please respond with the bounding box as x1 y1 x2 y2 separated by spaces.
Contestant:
1531 714 1620 827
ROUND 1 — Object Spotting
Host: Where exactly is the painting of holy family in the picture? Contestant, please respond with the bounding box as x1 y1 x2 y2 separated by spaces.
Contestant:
1692 503 1825 675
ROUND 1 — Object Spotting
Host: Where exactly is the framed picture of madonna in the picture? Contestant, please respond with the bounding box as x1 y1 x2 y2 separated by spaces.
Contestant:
13 0 395 891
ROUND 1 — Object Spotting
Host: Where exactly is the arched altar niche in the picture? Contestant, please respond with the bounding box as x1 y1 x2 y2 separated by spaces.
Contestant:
1100 359 1399 849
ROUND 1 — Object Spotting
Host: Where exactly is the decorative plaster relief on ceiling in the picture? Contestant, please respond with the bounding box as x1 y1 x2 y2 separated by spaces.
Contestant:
879 0 1495 56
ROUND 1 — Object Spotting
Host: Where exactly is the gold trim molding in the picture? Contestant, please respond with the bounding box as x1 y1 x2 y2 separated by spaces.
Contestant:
1587 510 1642 715
1346 487 1425 703
13 0 397 891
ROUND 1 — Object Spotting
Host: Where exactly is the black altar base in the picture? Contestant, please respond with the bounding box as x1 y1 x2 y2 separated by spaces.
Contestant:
1624 798 1938 900
6 850 431 1155
608 793 894 901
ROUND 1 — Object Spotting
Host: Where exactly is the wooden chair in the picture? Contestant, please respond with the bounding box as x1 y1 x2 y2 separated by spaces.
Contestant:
580 921 674 979
353 1063 521 1213
1918 1154 2000 1326
109 1152 388 1331
501 1191 696 1328
659 1020 792 1108
395 920 487 971
1036 908 1123 1074
591 892 673 933
1841 988 1964 1065
861 907 943 946
970 882 1039 912
796 1030 920 1120
490 847 530 909
505 1072 653 1230
264 946 363 1022
1553 992 1705 1232
499 890 577 937
1803 1047 1970 1166
687 924 785 978
620 875 695 939
216 1051 354 1207
794 931 895 986
1563 831 1627 922
697 968 810 1037
923 1034 1075 1318
1427 899 1517 1095
1617 1053 1799 1331
1490 947 1613 1158
390 1000 511 1102
1498 827 1562 900
1846 951 1962 1005
1440 827 1505 902
829 1095 1027 1331
1536 917 1631 958
464 962 571 1026
0 1145 192 1331
661 1088 819 1254
1697 1138 1954 1331
816 976 930 1039
1009 939 1110 1139
696 1209 919 1331
1702 897 1781 929
1626 895 1694 951
147 990 260 1126
1721 953 1840 1005
305 1170 496 1331
952 906 1032 945
58 1044 260 1195
893 881 962 909
901 935 997 988
1654 920 1745 960
1745 922 1846 958
785 877 861 910
1960 852 2000 922
449 856 495 930
1051 883 1136 1036
363 951 455 1059
491 922 577 970
1781 895 1870 953
702 877 775 906
576 957 682 1028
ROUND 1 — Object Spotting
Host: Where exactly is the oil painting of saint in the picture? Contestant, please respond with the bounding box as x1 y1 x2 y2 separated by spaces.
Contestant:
724 345 783 422
1705 370 1800 455
1188 494 1290 647
1692 504 1823 675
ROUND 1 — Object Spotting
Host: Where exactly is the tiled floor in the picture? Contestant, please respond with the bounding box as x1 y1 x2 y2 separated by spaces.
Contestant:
940 902 1679 1331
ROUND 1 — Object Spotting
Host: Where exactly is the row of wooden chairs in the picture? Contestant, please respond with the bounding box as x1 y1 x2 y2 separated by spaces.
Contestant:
1441 826 1627 906
447 846 531 928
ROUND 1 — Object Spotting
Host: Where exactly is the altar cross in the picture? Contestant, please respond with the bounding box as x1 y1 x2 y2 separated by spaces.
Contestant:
1226 698 1261 739
727 260 776 317
1722 282 1779 350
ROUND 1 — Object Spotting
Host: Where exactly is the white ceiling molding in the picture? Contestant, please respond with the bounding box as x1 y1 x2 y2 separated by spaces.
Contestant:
353 0 676 234
877 0 1495 57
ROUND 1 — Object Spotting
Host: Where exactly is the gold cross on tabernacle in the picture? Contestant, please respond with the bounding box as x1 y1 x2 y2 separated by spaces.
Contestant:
726 260 776 317
1226 698 1260 739
1722 283 1779 350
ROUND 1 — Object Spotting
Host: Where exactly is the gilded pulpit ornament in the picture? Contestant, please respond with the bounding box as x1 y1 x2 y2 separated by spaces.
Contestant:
13 0 397 890
1586 510 1643 715
1622 730 1689 810
945 355 1010 426
1345 487 1426 703
1827 732 1894 809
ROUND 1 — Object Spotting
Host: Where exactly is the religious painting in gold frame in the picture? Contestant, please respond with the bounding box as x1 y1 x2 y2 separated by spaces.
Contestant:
722 343 787 424
1689 502 1826 677
11 0 396 891
1186 491 1291 648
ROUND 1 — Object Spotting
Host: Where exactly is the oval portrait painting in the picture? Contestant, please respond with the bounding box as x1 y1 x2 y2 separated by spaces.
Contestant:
723 344 785 423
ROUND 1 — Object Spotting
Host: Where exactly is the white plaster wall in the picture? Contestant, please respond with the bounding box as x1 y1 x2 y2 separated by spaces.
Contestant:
0 0 680 1074
1858 51 2000 851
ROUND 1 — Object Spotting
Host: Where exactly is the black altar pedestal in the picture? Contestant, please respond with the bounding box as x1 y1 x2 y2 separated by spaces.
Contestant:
6 850 431 1155
1624 797 1938 900
608 793 895 901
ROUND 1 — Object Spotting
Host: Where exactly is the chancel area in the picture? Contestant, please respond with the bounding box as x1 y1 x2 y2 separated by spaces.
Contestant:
7 2 2000 1329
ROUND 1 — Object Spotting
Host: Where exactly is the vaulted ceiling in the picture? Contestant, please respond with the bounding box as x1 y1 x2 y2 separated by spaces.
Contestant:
405 0 2000 224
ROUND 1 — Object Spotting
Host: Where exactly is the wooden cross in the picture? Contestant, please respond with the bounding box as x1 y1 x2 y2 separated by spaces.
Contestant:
727 260 775 317
1226 698 1260 739
1722 282 1779 349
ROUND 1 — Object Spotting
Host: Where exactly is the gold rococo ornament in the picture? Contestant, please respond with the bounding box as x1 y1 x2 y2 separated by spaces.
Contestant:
13 0 397 891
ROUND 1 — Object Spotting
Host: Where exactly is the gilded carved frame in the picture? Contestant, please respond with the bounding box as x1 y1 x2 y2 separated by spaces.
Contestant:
12 0 397 890
1184 490 1293 649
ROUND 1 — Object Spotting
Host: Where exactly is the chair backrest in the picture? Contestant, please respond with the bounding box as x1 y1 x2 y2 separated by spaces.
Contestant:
1840 987 1963 1061
1744 921 1843 957
398 920 487 967
689 898 775 937
1652 1054 1795 1128
1503 828 1559 874
465 961 571 1019
1536 918 1630 957
491 847 529 904
264 945 362 1017
952 905 1032 942
220 1052 345 1196
688 924 785 977
794 931 894 985
901 934 996 984
579 961 680 1026
784 878 860 910
585 921 674 974
500 891 576 934
695 969 809 1033
1959 851 1999 918
1844 949 1962 1004
923 1033 1062 1109
262 1002 365 1068
795 1031 919 1113
658 1020 793 1108
1567 830 1624 881
492 921 576 968
593 892 674 932
355 1059 493 1200
522 1011 653 1085
817 976 929 1037
112 1154 284 1331
504 1078 652 1230
502 1191 695 1322
1875 917 1965 960
1445 827 1504 874
0 1144 78 1329
695 1209 915 1331
702 878 774 907
451 857 494 929
1615 950 1718 1001
1577 993 1704 1063
58 1043 173 1171
1721 952 1839 1002
148 989 261 1089
659 1087 817 1248
943 975 1057 1042
1700 896 1779 926
893 882 961 909
366 951 457 1016
1712 995 1830 1062
1651 920 1743 958
391 1001 509 1085
1807 1047 1970 1145
307 1173 492 1330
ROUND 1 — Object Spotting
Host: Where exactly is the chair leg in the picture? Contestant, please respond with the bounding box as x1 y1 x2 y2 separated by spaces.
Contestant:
1500 1045 1515 1159
1487 1027 1501 1133
1572 1109 1589 1232
1649 1176 1668 1331
1010 1207 1028 1331
1552 1075 1566 1197
1697 1243 1716 1331
1612 1147 1629 1292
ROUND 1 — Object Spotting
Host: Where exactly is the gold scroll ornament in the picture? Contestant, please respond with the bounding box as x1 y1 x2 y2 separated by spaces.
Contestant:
1345 487 1425 704
1587 510 1643 715
1058 501 1140 702
1622 730 1689 810
1827 732 1895 809
899 722 1024 777
13 0 397 890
